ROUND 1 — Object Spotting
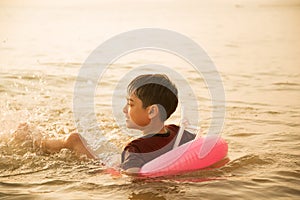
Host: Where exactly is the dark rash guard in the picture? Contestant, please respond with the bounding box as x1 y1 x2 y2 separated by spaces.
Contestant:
120 124 196 170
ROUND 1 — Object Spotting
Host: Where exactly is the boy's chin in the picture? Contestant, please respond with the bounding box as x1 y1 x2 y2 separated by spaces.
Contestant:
125 121 142 130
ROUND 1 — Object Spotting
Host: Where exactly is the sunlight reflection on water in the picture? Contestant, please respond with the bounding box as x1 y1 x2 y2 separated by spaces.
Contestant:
0 0 300 199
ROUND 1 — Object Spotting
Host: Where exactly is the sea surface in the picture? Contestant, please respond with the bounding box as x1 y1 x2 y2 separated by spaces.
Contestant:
1 0 300 199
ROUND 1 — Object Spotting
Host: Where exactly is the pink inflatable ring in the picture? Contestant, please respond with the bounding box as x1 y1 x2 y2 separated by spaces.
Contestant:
139 135 228 178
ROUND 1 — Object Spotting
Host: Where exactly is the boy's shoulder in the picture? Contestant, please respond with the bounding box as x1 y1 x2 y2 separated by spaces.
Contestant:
125 124 196 151
167 124 197 147
123 125 176 153
165 124 180 132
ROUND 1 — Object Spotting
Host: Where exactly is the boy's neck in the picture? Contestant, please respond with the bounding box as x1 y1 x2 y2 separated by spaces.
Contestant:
142 122 166 135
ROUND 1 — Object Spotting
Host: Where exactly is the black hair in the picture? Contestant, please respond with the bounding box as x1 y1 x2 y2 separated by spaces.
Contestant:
127 74 178 121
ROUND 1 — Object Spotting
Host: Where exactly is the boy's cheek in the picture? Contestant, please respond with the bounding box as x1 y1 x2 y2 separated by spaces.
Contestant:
133 116 150 127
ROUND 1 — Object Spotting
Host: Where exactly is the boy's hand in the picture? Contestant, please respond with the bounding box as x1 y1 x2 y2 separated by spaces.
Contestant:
121 167 141 176
104 168 122 178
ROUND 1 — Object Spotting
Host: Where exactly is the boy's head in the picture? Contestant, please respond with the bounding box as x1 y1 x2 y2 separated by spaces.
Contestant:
126 74 178 122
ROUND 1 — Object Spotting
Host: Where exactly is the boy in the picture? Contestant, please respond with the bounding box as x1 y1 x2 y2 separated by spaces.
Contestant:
40 74 195 173
120 74 195 173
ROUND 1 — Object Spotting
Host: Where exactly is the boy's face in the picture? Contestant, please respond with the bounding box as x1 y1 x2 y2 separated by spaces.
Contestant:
123 93 151 130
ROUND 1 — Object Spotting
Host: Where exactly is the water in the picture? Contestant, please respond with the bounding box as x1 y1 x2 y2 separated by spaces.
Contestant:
1 0 300 199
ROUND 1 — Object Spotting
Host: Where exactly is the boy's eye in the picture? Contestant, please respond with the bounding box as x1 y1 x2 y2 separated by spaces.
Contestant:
126 98 134 106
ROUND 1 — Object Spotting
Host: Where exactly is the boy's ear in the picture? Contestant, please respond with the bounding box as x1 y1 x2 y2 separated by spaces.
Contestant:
148 105 159 119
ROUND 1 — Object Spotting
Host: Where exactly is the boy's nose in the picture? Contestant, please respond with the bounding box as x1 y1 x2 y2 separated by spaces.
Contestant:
123 104 128 114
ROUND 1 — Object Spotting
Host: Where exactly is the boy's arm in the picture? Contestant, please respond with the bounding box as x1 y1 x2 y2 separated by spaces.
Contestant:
120 147 144 175
64 133 98 159
42 132 97 160
122 167 141 175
